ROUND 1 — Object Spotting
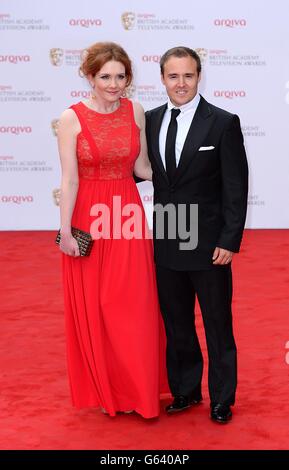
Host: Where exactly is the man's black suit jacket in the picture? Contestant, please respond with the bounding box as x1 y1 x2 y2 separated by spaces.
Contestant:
145 95 249 271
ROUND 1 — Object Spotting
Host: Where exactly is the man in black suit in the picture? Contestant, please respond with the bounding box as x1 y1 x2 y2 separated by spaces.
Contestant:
145 47 248 423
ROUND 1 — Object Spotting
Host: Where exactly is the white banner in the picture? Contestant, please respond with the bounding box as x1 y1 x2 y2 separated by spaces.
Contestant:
0 0 289 229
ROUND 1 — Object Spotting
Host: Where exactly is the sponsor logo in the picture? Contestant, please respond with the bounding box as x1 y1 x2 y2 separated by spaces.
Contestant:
195 48 208 63
0 159 52 172
0 14 49 31
70 90 91 99
69 18 102 27
214 19 246 27
49 48 83 67
0 126 32 134
121 12 136 30
242 125 265 138
51 119 59 137
0 86 51 102
125 84 136 99
248 195 265 206
131 84 167 104
0 195 33 204
52 188 61 206
49 48 64 66
142 55 161 63
0 85 12 91
197 48 266 67
143 194 153 203
0 155 13 160
121 12 194 31
214 90 246 99
0 55 30 64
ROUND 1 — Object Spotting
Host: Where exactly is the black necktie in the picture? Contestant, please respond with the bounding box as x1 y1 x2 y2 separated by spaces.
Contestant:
165 108 181 183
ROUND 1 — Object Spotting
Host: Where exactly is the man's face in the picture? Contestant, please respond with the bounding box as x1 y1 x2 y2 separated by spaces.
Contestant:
161 56 201 107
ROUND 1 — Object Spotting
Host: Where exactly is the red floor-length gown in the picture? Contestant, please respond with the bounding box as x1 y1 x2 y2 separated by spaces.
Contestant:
62 98 165 418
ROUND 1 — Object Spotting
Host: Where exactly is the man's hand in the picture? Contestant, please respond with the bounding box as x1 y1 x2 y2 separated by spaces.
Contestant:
212 247 234 265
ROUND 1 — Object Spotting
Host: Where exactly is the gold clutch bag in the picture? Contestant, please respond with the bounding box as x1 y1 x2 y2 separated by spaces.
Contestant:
55 227 93 256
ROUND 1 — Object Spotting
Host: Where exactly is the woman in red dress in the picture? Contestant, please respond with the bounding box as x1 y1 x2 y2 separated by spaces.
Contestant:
57 42 165 418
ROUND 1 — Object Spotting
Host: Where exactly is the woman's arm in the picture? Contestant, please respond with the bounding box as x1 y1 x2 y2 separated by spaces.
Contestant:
133 101 152 181
57 109 81 256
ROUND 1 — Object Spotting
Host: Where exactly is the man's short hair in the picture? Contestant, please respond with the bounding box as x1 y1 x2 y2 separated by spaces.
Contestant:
160 47 201 76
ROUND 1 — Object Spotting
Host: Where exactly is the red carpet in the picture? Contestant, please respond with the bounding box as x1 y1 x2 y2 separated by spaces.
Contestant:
1 230 289 450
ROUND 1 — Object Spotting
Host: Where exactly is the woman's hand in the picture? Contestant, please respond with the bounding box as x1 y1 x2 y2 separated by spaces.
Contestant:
133 101 153 181
57 109 80 249
59 232 80 257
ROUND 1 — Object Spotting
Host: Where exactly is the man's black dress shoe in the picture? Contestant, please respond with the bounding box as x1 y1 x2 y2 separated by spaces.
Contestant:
166 395 202 414
210 403 232 423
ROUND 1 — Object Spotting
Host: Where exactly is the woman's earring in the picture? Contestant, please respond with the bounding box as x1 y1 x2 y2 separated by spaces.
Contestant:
90 83 96 100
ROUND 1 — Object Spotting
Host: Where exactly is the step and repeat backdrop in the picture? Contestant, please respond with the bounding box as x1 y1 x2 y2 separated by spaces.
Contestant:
1 0 289 229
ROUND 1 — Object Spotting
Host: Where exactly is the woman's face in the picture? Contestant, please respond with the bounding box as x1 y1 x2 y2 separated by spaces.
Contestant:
90 60 127 103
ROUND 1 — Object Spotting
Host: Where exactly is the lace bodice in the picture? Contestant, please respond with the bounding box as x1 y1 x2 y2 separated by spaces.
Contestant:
70 99 140 180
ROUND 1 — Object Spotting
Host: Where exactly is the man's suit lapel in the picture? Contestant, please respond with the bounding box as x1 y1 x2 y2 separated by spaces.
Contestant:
173 96 216 186
150 104 169 183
